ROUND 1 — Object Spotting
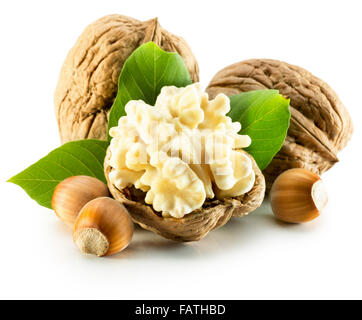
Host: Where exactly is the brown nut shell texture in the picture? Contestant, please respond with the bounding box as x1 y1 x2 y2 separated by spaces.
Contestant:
104 147 265 242
54 14 199 144
206 59 353 190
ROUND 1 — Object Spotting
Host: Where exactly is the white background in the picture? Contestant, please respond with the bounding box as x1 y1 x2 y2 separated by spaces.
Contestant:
1 0 361 300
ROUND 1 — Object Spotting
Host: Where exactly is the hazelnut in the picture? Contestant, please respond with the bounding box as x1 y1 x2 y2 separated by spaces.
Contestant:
270 168 328 223
73 197 134 257
52 176 110 227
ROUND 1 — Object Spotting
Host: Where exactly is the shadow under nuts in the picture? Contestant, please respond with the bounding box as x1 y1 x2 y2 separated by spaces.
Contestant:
207 59 353 191
52 176 110 227
54 14 199 144
270 168 328 223
73 197 134 257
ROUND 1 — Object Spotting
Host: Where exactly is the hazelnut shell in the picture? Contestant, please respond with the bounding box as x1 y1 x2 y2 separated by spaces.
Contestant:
52 175 110 227
73 197 134 256
270 168 328 223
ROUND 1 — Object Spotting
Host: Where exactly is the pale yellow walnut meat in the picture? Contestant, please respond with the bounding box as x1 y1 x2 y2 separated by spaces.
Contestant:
142 156 206 218
215 151 255 199
105 84 266 241
108 83 255 219
154 85 205 130
104 148 265 242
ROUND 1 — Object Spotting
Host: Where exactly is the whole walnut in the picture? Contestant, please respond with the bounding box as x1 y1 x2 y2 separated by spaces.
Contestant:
54 14 199 143
206 59 353 191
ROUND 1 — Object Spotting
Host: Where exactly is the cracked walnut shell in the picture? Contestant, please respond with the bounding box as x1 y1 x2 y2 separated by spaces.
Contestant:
206 59 353 191
54 14 199 144
107 83 256 219
104 147 265 242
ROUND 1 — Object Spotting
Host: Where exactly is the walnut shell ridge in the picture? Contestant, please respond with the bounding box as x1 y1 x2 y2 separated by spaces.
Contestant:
104 147 265 242
206 59 353 191
54 14 199 144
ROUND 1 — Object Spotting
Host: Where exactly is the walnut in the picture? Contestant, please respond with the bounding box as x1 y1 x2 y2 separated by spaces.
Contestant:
104 147 265 242
54 14 199 143
108 83 257 219
206 59 353 191
103 83 265 241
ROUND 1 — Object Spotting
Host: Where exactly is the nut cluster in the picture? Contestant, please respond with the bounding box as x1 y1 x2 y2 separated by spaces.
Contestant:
47 14 350 254
52 176 133 257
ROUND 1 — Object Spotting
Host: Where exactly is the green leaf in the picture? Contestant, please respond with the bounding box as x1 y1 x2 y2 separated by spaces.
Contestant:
8 139 109 209
107 42 192 140
229 90 291 170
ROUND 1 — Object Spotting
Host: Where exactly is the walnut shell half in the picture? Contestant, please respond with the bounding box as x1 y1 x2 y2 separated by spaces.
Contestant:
104 147 265 242
54 14 199 144
206 59 353 191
